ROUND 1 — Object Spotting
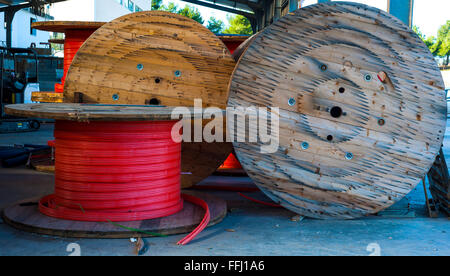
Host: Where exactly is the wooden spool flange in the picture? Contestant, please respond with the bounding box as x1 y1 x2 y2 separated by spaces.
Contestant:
228 2 447 219
62 11 236 188
31 21 106 33
2 190 226 238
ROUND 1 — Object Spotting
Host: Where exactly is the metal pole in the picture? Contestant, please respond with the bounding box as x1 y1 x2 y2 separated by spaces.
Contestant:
289 0 298 12
388 0 414 27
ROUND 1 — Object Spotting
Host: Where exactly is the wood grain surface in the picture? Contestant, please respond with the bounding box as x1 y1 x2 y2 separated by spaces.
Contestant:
2 190 227 238
62 11 236 188
227 2 447 219
5 103 207 122
31 21 105 33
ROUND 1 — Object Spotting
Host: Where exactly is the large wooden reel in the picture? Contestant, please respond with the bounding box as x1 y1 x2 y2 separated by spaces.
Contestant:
228 2 446 219
63 11 236 188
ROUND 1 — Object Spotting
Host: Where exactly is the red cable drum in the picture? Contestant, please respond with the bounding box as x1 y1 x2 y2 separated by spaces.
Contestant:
54 30 96 93
39 120 209 245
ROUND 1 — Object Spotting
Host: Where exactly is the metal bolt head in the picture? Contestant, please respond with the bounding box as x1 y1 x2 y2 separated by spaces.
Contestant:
112 94 119 101
137 64 144 71
364 74 372 81
174 70 181 77
320 64 327 71
288 97 296 106
301 142 309 150
378 118 385 126
345 152 353 160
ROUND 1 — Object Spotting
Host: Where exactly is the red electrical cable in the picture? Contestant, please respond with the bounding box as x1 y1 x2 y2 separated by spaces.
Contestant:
39 120 209 244
218 153 243 170
54 29 96 93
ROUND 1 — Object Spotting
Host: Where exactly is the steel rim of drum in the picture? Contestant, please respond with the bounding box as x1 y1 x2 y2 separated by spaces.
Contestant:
227 2 446 219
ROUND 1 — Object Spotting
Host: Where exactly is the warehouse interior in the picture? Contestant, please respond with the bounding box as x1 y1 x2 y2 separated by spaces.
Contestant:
0 0 449 257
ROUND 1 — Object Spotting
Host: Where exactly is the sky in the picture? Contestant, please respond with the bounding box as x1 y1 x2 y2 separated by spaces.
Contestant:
165 0 449 37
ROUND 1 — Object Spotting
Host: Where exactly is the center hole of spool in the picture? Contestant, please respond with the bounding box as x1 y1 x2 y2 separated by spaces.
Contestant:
148 98 160 105
330 106 342 118
155 78 161 84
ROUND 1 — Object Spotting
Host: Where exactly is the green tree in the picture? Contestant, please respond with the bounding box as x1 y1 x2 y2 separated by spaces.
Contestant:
413 26 437 54
223 15 253 35
207 17 225 34
414 22 450 65
151 0 163 10
435 21 450 65
177 5 204 24
155 2 204 24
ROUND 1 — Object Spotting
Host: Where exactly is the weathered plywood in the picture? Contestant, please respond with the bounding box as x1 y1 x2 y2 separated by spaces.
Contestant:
227 2 446 219
2 191 226 238
5 103 207 122
31 92 64 103
63 11 236 188
31 21 105 33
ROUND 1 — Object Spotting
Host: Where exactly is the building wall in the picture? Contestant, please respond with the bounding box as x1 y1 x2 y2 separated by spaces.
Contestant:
50 0 151 22
49 0 95 21
0 10 49 48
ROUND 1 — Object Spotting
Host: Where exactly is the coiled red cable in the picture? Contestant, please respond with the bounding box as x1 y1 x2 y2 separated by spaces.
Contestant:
55 29 95 93
39 120 210 244
219 153 243 169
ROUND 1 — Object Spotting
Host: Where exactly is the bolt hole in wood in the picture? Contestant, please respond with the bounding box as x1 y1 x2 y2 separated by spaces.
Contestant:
330 106 343 118
339 87 345 93
148 98 161 105
378 118 385 126
155 78 161 84
327 135 333 141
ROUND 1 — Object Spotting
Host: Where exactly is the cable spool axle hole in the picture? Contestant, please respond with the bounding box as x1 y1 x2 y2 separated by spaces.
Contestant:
149 98 160 105
330 106 343 118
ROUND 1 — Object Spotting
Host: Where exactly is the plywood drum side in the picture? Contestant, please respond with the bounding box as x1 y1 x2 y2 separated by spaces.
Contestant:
227 2 446 219
63 11 236 188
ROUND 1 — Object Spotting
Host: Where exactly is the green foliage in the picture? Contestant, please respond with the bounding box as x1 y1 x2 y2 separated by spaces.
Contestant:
177 5 204 24
414 22 450 65
436 21 450 65
207 17 225 34
154 2 204 24
223 15 253 35
151 0 163 10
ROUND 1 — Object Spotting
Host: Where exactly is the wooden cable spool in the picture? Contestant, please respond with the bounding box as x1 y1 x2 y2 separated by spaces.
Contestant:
3 103 227 241
227 2 447 219
61 11 236 188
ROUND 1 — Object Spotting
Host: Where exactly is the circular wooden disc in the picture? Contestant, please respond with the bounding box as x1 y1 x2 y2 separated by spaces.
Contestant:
2 191 226 238
228 2 446 219
63 11 236 188
4 103 206 122
31 21 105 33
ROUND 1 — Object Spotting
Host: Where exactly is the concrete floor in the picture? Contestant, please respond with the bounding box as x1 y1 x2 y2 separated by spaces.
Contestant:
0 122 449 256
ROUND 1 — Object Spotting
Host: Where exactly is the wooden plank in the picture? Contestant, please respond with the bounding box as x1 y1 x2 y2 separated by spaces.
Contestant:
63 11 236 188
31 92 64 103
31 21 105 33
4 103 207 122
227 2 446 219
2 191 227 238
